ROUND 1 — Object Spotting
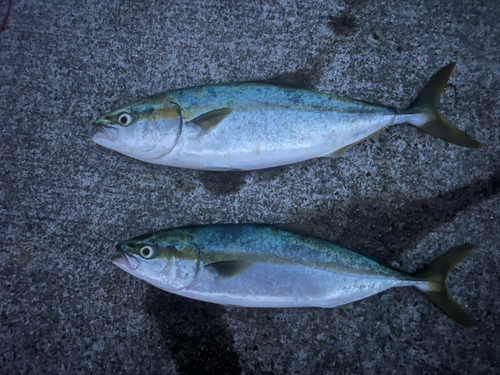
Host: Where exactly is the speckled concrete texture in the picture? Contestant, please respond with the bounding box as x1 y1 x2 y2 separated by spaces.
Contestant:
1 0 499 374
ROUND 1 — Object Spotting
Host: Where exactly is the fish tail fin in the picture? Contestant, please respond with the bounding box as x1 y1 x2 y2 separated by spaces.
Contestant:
403 63 483 149
414 243 477 329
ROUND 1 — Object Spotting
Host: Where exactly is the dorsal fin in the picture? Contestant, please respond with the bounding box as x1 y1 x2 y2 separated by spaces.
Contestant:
251 78 304 88
187 108 233 136
272 224 315 237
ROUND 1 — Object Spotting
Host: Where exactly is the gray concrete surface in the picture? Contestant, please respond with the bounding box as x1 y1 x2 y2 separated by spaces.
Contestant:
1 0 499 374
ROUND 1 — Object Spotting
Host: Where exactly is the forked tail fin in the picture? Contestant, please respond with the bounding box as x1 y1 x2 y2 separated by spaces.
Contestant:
414 243 477 329
404 63 483 149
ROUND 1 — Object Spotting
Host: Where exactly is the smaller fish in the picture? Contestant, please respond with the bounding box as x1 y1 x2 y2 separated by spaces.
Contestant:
112 224 477 328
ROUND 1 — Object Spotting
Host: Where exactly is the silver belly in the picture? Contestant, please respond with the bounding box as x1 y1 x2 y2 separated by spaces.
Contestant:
159 109 398 170
173 262 414 308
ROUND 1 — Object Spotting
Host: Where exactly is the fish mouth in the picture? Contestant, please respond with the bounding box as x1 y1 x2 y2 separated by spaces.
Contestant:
112 246 140 271
92 125 118 142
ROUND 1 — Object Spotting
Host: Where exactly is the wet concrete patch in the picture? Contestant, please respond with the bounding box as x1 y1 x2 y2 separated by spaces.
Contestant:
328 15 358 36
197 171 249 195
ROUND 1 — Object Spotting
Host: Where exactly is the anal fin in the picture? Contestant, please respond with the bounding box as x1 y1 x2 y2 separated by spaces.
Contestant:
324 125 390 158
323 145 352 158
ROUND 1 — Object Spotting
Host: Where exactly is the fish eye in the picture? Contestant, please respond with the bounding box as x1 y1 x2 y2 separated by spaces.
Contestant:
117 113 133 126
140 246 153 258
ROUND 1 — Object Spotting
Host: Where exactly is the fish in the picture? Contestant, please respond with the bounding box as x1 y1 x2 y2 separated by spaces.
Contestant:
112 224 477 328
92 63 482 171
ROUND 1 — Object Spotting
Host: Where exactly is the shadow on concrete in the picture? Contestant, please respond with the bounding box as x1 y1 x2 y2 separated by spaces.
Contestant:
144 287 242 375
308 169 500 262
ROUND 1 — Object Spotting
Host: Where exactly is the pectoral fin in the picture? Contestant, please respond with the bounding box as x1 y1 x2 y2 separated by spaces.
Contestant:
187 108 234 136
206 260 252 280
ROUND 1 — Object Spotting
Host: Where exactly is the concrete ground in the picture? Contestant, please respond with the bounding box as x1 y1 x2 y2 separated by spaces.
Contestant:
1 0 499 374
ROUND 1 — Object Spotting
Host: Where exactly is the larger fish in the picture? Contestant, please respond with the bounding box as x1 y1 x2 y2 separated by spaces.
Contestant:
113 224 476 328
93 63 482 170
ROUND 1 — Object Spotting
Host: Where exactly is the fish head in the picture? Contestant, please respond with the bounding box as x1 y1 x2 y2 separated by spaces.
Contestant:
92 95 182 162
112 229 200 291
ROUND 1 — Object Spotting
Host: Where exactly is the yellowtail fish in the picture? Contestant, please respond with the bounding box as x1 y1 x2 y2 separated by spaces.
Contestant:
113 224 477 328
93 63 482 171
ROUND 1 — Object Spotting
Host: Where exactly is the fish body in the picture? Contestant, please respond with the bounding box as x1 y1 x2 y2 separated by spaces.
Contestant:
132 85 401 171
93 63 482 170
113 224 476 328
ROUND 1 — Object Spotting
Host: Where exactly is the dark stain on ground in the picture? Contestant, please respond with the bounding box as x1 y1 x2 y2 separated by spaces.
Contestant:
262 53 328 90
265 13 352 90
197 171 249 195
282 48 340 90
328 15 358 36
174 178 197 196
307 170 500 262
288 65 324 90
145 286 242 375
252 165 290 183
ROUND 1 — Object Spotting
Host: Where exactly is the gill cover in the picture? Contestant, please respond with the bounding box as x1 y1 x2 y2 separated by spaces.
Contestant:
114 230 202 292
114 250 200 292
93 102 183 161
153 253 200 291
